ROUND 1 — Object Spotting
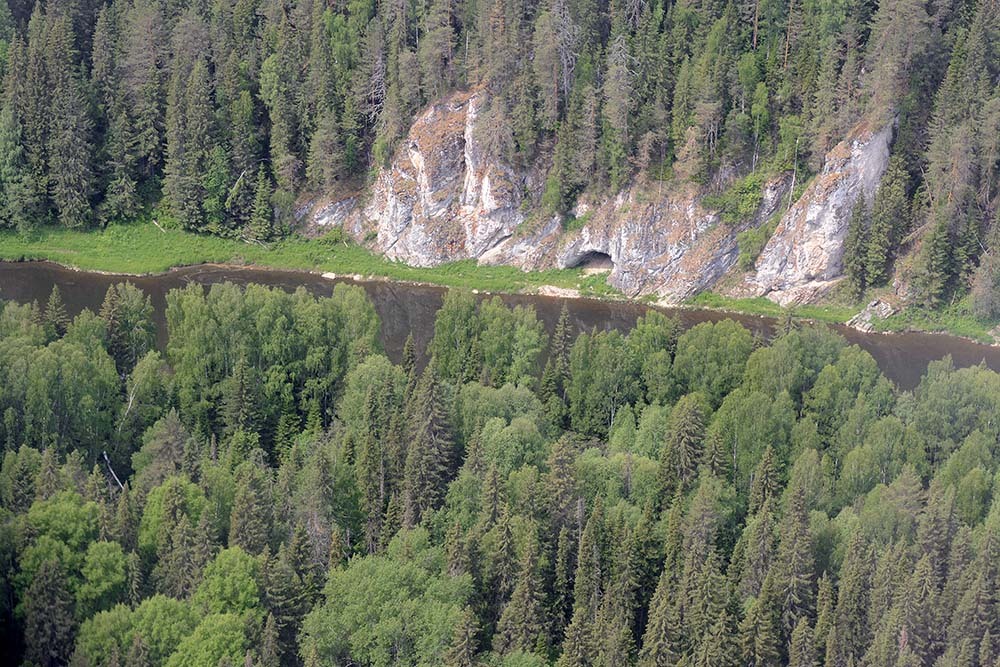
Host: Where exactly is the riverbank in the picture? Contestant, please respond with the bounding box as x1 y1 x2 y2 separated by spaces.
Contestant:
687 290 999 344
2 221 998 344
0 222 620 298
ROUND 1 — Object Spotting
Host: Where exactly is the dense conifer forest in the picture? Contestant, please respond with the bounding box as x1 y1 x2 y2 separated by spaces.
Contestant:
4 282 1000 665
0 0 998 307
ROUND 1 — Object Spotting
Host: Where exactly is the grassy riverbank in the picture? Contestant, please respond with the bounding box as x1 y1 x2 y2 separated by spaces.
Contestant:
0 221 620 297
874 300 997 343
3 222 999 343
685 291 860 325
689 291 999 343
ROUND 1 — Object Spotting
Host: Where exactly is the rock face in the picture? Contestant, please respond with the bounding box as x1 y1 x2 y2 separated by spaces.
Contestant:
741 120 894 305
310 90 894 306
314 90 529 267
483 176 791 301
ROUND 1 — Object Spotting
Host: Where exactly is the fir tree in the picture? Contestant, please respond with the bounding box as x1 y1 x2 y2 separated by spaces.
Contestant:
788 618 815 667
44 285 69 338
445 606 479 667
46 13 94 228
662 393 706 492
866 158 909 286
748 445 780 514
774 483 815 640
229 461 273 555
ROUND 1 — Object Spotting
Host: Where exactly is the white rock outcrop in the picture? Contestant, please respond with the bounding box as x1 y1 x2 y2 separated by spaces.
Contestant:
308 90 895 308
342 90 528 266
746 121 894 305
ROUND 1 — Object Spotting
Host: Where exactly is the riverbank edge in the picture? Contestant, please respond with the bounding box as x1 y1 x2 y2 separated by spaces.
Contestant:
2 223 997 345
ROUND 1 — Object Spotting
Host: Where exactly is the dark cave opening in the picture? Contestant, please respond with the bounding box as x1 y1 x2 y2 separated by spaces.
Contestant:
570 251 614 271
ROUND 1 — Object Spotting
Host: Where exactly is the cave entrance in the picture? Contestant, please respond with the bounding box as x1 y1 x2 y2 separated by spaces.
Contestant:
572 251 614 273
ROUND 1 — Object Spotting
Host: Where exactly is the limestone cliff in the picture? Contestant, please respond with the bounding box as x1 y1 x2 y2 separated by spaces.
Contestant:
738 121 895 305
313 90 530 266
309 90 895 306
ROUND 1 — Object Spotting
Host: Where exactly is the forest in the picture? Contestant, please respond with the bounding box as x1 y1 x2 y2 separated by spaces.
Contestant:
3 281 1000 666
0 0 998 309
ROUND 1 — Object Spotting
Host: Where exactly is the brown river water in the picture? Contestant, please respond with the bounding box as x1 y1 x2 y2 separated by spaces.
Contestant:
3 261 1000 390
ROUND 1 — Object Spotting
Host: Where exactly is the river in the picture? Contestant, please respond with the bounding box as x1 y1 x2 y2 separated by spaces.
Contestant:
2 260 999 390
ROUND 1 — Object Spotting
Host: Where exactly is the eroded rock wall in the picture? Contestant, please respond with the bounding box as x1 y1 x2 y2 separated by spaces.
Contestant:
740 121 895 305
314 90 530 267
310 90 895 306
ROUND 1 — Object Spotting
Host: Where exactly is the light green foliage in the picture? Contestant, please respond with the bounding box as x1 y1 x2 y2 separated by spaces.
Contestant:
76 541 128 619
164 613 248 667
453 382 547 447
567 330 641 437
575 448 660 509
673 320 754 407
21 338 120 455
339 354 407 443
166 282 379 434
300 528 472 666
742 326 845 403
708 387 796 490
73 604 135 666
431 293 545 387
6 262 1000 667
479 417 547 476
138 476 207 557
898 358 1000 464
25 490 100 554
192 547 262 620
131 595 199 665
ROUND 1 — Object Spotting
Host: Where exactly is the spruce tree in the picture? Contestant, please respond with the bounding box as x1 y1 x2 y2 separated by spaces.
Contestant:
559 501 604 666
737 495 777 601
844 198 870 297
916 218 954 307
866 157 909 286
24 559 75 667
229 461 273 555
825 531 873 667
747 445 779 514
787 618 815 667
164 57 215 230
598 527 641 666
44 285 69 338
738 573 782 667
402 367 453 527
639 567 684 666
46 13 94 228
249 168 274 242
0 44 35 233
494 534 546 655
445 606 479 667
663 393 706 492
773 482 815 640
